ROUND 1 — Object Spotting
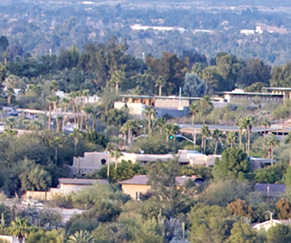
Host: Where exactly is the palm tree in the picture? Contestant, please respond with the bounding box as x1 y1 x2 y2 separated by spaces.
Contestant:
49 80 59 96
47 96 54 130
198 96 213 125
22 119 31 130
235 116 246 148
266 134 278 166
10 217 29 243
61 98 70 133
202 68 213 95
244 116 256 156
213 129 222 154
285 132 291 166
226 131 236 148
201 125 210 154
70 129 82 156
262 118 271 137
5 117 15 129
5 86 14 104
51 136 62 165
189 103 199 150
156 117 166 134
155 75 165 96
67 230 94 243
110 70 125 92
70 92 77 127
29 120 42 131
144 106 157 135
164 123 180 142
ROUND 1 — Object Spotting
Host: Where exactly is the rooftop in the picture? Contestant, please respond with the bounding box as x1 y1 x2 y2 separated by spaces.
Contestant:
119 175 203 186
58 178 108 185
254 183 286 197
263 87 291 91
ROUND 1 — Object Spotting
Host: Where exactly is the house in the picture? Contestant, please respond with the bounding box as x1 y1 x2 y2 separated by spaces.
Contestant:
262 87 291 102
25 178 108 201
252 219 291 231
69 150 221 176
222 88 283 106
119 175 204 200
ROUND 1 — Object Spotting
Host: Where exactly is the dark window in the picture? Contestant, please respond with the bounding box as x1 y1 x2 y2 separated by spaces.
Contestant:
101 159 106 165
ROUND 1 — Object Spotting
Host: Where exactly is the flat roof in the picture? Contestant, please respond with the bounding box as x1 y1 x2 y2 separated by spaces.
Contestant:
120 94 201 101
58 178 108 185
222 91 283 96
119 175 202 186
263 87 291 91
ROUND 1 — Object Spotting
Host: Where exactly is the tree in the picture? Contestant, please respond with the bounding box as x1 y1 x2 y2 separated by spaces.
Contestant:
266 224 291 243
5 117 15 129
276 198 291 220
10 217 30 243
227 199 252 218
235 116 246 148
26 229 64 243
262 118 271 137
5 86 14 104
212 148 251 180
228 222 257 243
201 125 210 154
182 73 204 97
213 129 222 154
189 204 234 243
243 116 256 155
164 123 180 142
190 103 199 150
286 133 291 166
109 70 125 92
146 159 182 217
0 36 9 53
70 129 82 156
120 119 138 146
226 131 236 148
155 75 165 96
144 106 157 135
265 134 278 166
68 230 94 243
198 96 213 125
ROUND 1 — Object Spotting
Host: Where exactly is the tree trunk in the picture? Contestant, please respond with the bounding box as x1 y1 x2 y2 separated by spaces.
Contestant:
271 148 274 166
214 140 218 154
239 129 242 146
289 144 291 166
55 147 58 165
247 128 251 155
116 82 119 92
192 115 196 150
48 103 52 130
159 84 162 96
107 160 110 179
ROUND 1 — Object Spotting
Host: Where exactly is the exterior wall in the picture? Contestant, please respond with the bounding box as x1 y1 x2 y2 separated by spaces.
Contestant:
224 94 283 106
25 191 54 201
0 235 24 243
59 184 91 195
121 184 151 200
114 102 145 116
155 99 189 109
156 107 189 118
71 152 110 175
189 154 221 167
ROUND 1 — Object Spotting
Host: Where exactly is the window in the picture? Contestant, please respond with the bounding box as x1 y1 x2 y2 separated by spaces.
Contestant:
101 159 106 165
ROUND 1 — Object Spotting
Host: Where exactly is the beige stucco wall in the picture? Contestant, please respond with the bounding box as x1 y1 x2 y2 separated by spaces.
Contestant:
121 184 151 200
114 102 145 115
155 99 189 109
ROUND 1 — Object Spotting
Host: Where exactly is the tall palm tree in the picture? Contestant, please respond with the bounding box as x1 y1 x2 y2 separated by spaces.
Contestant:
10 217 29 243
198 96 213 125
69 91 77 128
156 117 166 134
155 75 165 96
201 125 210 154
67 230 94 243
49 80 59 96
235 116 246 147
120 120 137 146
164 123 180 142
61 98 70 133
144 106 157 135
47 96 54 131
266 134 278 166
5 86 14 104
244 116 256 156
5 117 15 129
110 70 125 92
285 132 291 166
226 131 236 148
213 129 222 154
70 129 82 156
190 103 199 150
51 136 62 165
262 118 271 137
